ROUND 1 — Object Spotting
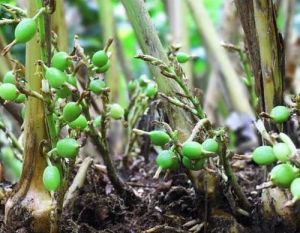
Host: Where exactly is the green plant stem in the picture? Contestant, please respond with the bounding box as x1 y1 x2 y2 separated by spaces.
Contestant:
124 96 148 158
135 54 204 118
173 75 204 118
34 0 58 147
220 148 251 210
187 0 253 116
238 50 257 108
121 0 194 141
83 93 138 203
5 1 52 232
234 0 284 113
253 0 283 112
159 92 197 116
123 91 143 159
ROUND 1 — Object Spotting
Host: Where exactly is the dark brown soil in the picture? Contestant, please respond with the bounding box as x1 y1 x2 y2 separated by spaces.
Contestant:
0 153 300 233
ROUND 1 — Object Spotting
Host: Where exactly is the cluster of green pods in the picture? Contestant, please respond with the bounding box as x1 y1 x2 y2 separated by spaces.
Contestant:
251 105 300 201
143 129 219 173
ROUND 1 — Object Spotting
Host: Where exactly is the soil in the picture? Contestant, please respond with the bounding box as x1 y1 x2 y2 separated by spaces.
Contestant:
0 153 299 233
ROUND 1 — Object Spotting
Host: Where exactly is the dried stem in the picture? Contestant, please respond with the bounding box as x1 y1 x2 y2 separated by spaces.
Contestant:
220 149 251 210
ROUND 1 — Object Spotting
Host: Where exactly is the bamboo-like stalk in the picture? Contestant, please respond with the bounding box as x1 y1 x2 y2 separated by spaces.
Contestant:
114 24 134 83
253 0 283 112
234 1 263 112
235 0 291 225
234 0 284 113
204 1 241 122
187 0 253 116
4 1 52 232
97 0 128 106
121 0 194 140
51 0 68 52
166 0 193 87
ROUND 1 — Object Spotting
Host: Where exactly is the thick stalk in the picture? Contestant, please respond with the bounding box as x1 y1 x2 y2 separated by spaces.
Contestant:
51 0 68 51
121 0 193 140
4 1 52 232
234 0 284 113
187 0 253 116
253 0 283 112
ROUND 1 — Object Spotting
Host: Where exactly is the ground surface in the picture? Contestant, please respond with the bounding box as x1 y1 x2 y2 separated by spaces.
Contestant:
0 152 299 233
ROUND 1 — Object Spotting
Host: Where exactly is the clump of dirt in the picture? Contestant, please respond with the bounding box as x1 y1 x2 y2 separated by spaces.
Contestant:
60 156 201 232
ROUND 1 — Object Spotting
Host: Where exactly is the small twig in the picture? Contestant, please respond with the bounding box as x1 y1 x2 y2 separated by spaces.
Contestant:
153 167 162 179
232 154 252 160
175 92 191 99
254 119 275 145
235 207 250 217
187 118 210 141
221 150 251 210
17 86 44 101
0 18 21 25
220 42 244 53
143 225 185 233
189 223 204 232
126 182 158 188
284 197 297 208
1 4 27 16
159 93 197 116
94 164 107 173
104 38 114 53
15 70 44 101
76 90 89 104
256 181 273 190
63 157 92 207
152 120 173 135
183 219 200 227
0 121 23 156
